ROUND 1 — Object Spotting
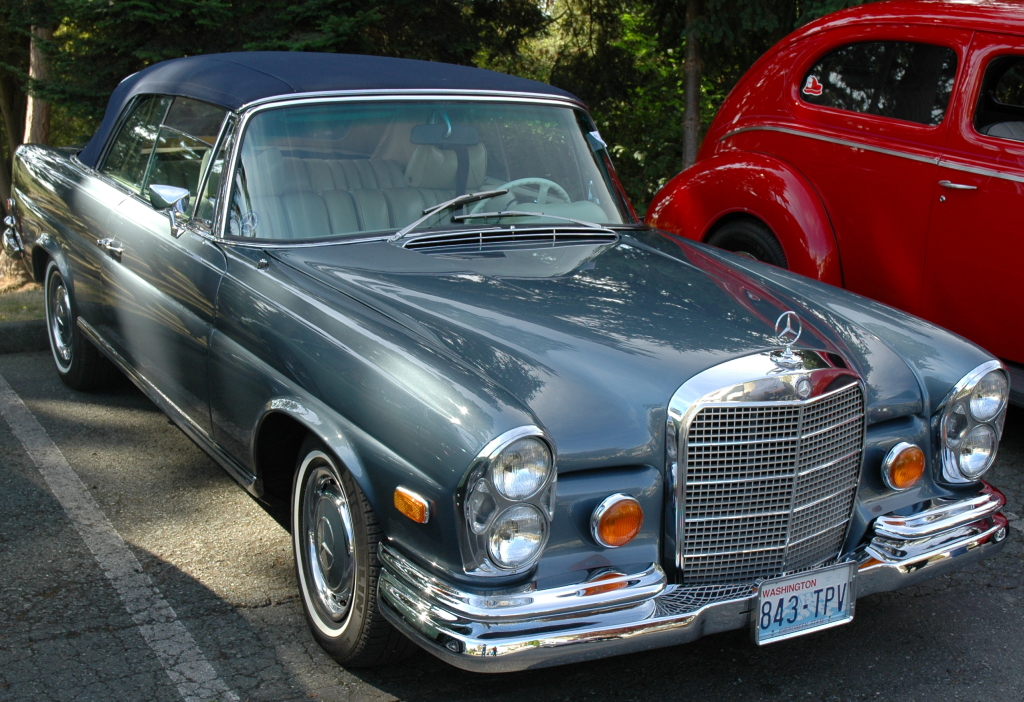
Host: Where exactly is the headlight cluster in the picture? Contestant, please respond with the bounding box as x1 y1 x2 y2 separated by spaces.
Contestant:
939 362 1009 483
458 428 556 575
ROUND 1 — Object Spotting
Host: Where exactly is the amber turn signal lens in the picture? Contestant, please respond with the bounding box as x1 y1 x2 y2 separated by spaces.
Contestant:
394 486 430 523
882 442 925 491
580 571 628 596
591 494 643 548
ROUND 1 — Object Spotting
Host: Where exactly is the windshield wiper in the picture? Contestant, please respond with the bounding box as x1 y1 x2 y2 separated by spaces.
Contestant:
451 210 611 230
387 189 509 243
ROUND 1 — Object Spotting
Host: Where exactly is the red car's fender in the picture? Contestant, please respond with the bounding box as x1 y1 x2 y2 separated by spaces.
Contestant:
645 152 843 287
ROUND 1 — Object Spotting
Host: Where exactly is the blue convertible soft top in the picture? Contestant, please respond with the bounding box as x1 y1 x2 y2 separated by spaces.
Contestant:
78 52 578 168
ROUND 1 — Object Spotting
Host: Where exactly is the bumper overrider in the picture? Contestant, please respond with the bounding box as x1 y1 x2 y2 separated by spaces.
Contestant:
378 484 1009 672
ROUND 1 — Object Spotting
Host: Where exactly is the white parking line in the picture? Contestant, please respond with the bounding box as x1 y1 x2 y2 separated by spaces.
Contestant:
0 371 239 702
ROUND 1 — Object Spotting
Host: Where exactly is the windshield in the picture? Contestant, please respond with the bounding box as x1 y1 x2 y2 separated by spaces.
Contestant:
226 100 635 241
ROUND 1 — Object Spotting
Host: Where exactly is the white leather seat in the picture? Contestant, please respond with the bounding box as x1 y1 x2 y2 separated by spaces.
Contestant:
982 121 1024 142
239 143 491 238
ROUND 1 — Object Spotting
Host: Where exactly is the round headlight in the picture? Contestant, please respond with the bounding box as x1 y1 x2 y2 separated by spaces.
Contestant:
970 371 1008 422
488 504 546 568
958 424 997 479
491 437 551 500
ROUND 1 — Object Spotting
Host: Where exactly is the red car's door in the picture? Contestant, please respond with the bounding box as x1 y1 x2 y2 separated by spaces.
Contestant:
762 25 972 313
922 33 1024 365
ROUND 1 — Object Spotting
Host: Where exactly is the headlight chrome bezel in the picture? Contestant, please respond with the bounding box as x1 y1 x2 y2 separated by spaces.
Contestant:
455 425 556 576
937 360 1009 484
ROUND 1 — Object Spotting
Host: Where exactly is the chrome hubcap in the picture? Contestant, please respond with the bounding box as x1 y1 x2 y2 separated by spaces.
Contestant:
302 466 355 623
48 276 73 367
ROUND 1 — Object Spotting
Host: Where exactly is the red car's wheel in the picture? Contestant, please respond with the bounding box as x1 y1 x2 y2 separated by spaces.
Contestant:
705 219 788 268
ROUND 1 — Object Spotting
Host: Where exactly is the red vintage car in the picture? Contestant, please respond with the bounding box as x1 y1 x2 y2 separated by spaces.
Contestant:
647 0 1024 404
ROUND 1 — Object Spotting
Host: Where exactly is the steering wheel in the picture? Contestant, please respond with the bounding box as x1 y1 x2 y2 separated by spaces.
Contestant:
465 177 573 216
500 177 572 205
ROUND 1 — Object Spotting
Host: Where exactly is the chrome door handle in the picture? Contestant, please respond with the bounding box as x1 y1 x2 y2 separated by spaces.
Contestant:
96 237 124 261
939 180 978 190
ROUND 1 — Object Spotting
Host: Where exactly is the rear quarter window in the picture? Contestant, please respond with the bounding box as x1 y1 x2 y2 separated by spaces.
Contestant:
800 41 958 126
974 55 1024 142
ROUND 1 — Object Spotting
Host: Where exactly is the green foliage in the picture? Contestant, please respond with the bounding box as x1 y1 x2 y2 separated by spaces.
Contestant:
514 0 883 214
24 0 548 145
0 0 884 212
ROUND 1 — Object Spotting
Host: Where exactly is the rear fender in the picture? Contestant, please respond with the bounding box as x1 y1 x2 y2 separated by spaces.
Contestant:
646 153 842 286
30 233 71 289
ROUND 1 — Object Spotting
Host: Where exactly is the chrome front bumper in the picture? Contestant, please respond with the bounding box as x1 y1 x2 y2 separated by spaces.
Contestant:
378 486 1009 672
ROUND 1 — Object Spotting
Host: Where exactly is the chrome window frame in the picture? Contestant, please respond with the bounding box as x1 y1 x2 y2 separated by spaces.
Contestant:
213 90 631 244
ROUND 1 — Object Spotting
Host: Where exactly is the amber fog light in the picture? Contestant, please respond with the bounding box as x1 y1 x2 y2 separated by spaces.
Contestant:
882 442 925 491
591 494 643 548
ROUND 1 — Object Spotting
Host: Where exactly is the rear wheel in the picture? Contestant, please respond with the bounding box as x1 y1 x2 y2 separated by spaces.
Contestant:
292 436 416 667
44 260 116 391
705 219 788 268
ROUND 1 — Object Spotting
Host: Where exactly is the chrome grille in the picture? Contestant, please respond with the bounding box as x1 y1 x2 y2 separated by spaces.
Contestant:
681 383 865 585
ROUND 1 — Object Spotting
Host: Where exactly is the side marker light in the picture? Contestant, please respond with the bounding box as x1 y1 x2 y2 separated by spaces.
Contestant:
394 486 430 524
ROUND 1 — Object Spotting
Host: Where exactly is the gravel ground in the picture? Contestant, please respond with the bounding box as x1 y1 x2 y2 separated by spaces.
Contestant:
0 289 44 323
0 349 1021 702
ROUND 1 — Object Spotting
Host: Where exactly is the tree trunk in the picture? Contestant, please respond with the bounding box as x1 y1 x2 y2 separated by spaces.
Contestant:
0 78 21 179
682 0 703 170
23 25 53 146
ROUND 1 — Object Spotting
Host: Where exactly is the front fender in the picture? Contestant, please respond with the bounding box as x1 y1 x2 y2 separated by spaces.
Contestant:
645 153 842 287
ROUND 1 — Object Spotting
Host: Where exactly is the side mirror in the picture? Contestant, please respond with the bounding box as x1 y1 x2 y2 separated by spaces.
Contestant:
148 184 190 238
149 184 190 212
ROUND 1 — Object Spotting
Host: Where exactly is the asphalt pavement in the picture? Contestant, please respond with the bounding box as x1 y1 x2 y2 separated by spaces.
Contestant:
1 349 1021 702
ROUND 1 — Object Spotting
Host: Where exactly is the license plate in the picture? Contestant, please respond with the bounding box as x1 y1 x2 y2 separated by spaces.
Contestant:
753 563 856 645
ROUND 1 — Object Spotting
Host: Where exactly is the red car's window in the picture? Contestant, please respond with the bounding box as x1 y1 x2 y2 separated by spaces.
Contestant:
800 41 957 126
974 55 1024 142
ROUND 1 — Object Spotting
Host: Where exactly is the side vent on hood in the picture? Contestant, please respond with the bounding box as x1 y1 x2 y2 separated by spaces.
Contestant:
402 226 618 253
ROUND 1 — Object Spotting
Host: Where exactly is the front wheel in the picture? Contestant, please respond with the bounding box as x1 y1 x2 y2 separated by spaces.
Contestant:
44 260 116 391
705 219 788 268
292 436 415 667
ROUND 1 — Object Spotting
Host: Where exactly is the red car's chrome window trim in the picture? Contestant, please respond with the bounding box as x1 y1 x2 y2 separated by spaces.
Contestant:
719 125 940 166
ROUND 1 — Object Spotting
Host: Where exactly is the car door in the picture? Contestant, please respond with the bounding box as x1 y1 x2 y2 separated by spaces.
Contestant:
922 33 1024 366
773 26 972 314
69 95 171 327
102 96 229 437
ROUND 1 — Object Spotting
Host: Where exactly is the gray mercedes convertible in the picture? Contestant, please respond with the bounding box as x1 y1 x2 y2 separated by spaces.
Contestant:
2 52 1011 672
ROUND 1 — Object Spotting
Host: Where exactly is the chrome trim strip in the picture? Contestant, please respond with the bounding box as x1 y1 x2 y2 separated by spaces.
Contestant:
802 413 864 440
938 159 1024 185
797 449 863 477
241 89 586 111
719 124 1024 186
719 125 939 166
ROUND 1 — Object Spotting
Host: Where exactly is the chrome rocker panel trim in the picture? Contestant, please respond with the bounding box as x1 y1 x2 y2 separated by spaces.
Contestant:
378 489 1008 673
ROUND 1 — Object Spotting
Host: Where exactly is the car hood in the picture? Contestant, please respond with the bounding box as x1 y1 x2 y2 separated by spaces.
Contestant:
271 229 923 471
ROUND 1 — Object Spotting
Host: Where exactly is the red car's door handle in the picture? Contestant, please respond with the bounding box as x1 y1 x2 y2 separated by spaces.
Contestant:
938 180 978 190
